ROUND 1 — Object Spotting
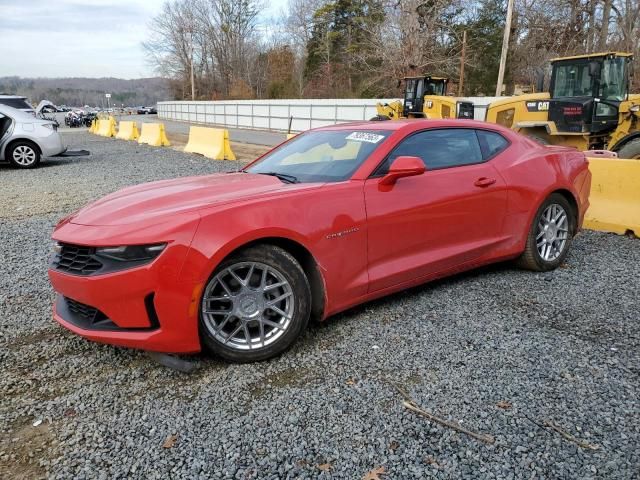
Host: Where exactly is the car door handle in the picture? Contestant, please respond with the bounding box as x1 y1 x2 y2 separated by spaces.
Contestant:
474 177 496 188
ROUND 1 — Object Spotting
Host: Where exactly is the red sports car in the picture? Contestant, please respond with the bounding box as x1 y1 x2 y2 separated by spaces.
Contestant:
48 119 591 362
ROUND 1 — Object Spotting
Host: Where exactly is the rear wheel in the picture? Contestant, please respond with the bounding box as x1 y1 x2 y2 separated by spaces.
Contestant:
8 141 40 169
199 245 311 362
516 193 575 271
616 139 640 159
369 115 391 121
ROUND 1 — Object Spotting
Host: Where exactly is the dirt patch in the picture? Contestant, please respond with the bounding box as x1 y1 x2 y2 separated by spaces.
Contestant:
248 366 317 400
0 420 56 480
0 187 90 220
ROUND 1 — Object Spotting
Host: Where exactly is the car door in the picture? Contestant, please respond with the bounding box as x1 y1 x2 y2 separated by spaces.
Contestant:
363 128 509 292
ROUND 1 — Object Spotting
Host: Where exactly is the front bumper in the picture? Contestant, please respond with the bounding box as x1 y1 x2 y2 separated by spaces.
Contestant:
48 216 204 353
49 266 202 353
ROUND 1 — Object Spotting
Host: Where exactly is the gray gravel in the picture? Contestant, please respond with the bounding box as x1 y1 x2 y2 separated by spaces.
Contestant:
1 132 639 479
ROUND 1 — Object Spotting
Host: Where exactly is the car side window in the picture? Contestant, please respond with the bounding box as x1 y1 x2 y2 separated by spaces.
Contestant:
476 130 509 159
376 128 484 174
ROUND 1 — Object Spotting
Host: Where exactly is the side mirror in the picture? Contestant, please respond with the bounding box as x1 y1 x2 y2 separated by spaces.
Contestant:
379 156 426 186
589 61 602 79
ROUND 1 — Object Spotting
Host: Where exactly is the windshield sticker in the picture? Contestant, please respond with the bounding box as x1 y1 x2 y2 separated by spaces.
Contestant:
346 132 385 144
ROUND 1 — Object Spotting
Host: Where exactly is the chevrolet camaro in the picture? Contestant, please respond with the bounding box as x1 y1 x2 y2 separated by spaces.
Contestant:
48 119 591 362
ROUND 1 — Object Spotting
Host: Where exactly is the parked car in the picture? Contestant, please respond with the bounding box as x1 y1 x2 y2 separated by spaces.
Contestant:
136 106 157 114
0 94 35 115
48 119 591 362
0 104 66 168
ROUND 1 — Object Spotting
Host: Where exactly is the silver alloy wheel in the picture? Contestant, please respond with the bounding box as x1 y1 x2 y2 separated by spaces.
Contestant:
536 203 569 261
12 145 37 166
201 261 294 351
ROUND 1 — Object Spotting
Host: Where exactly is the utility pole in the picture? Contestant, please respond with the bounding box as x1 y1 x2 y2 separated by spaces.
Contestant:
495 0 514 97
458 30 467 96
189 26 195 101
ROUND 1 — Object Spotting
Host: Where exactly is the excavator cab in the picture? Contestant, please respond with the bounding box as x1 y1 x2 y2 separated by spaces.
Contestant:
548 53 633 134
402 76 448 117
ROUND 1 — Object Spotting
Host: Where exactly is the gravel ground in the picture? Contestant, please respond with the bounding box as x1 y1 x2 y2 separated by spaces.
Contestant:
1 132 639 479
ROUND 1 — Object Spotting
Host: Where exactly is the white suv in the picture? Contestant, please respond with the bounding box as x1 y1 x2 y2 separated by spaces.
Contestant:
0 104 65 168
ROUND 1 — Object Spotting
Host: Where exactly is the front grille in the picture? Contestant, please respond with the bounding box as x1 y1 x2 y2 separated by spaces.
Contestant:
53 243 103 275
65 297 104 322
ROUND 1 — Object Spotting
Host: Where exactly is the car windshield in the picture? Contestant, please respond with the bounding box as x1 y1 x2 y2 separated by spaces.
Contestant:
245 129 391 183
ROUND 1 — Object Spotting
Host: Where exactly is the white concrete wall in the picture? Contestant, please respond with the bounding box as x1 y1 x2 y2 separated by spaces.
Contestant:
157 97 507 132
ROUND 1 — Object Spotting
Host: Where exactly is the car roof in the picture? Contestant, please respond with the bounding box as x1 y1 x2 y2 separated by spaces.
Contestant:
0 94 28 99
0 103 41 121
315 118 512 134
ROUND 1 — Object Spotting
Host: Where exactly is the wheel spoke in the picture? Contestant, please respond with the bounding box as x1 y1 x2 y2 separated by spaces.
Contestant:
264 281 287 292
267 291 292 306
206 295 231 302
243 323 252 349
259 319 266 346
229 268 246 286
224 323 243 344
245 263 255 286
267 304 291 319
203 308 231 315
262 318 286 330
218 277 233 296
213 314 232 334
259 267 268 289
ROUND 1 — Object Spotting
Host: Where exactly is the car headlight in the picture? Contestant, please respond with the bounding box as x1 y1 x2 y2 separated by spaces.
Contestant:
96 244 166 262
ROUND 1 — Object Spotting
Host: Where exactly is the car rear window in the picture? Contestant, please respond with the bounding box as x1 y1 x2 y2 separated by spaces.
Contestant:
476 130 510 159
0 98 32 109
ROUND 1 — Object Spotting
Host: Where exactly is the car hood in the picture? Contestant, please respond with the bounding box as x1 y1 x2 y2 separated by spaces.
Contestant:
70 173 320 226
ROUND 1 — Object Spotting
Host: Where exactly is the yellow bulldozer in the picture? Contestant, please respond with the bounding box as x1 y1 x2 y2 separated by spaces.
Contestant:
373 76 475 121
485 52 640 159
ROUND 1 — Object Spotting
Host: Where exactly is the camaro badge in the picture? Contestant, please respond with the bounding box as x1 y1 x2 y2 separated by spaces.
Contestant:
326 227 360 239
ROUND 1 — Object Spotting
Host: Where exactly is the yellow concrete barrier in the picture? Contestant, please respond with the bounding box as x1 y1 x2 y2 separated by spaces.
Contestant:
116 121 139 141
584 157 640 236
96 117 116 137
88 119 97 134
184 126 236 160
138 123 171 147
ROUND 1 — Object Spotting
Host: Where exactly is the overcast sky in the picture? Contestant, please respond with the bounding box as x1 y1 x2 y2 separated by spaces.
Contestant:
0 0 287 79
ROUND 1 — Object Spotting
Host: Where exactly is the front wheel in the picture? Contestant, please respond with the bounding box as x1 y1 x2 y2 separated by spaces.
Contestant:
199 245 311 362
8 141 40 169
516 193 575 271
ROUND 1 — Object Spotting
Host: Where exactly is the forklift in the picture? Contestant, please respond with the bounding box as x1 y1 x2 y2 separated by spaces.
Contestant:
485 52 640 158
374 75 475 121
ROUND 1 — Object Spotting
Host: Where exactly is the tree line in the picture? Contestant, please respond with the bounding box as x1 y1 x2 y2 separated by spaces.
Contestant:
0 77 170 107
144 0 640 100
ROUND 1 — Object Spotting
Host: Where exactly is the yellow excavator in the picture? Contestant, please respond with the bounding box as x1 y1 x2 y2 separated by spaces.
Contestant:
485 52 640 158
373 76 474 121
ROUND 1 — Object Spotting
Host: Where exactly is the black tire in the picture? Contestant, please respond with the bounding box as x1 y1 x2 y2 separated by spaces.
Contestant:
7 141 40 169
516 193 575 272
369 115 391 121
199 245 311 363
616 139 640 159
